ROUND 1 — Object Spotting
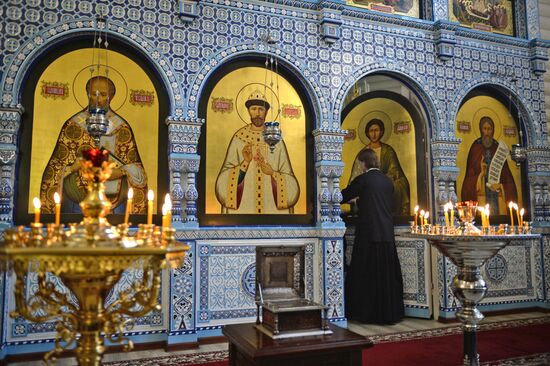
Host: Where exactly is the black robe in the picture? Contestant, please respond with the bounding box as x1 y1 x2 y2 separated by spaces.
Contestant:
341 168 404 324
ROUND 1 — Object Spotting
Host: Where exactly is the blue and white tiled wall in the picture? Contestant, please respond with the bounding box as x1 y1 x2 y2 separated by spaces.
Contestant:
0 0 549 356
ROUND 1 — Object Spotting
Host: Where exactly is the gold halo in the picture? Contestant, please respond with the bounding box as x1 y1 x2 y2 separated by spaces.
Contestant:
472 107 503 141
73 64 128 112
235 83 280 125
357 110 393 145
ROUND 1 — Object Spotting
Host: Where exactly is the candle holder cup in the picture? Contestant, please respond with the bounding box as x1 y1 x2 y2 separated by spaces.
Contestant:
456 202 478 235
46 223 65 246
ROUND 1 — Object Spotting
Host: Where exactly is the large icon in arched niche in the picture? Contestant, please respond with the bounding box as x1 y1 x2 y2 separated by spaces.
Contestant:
204 66 307 216
342 97 417 216
29 48 159 215
456 95 521 215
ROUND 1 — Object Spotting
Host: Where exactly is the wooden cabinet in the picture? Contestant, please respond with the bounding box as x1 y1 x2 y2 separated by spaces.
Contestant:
223 323 373 366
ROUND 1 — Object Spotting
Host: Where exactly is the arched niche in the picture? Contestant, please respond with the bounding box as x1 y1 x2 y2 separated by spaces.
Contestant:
455 85 529 222
196 57 315 226
340 74 430 225
16 36 171 226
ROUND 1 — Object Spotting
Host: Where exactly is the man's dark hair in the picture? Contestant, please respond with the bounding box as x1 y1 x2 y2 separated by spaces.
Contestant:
86 76 116 98
358 148 380 169
365 118 385 139
479 116 495 136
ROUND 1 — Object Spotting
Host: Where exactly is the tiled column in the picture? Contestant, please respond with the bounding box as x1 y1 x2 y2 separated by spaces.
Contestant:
0 106 22 227
166 117 204 228
313 128 346 227
431 139 460 225
527 148 550 224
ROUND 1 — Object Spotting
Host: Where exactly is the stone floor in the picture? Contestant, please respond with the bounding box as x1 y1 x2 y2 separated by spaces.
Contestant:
8 311 549 365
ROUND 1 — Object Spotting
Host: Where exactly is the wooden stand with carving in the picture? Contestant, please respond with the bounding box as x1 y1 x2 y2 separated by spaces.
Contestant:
224 323 373 366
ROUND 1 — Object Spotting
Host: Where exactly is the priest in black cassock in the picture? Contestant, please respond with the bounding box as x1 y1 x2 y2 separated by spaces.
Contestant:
341 148 404 324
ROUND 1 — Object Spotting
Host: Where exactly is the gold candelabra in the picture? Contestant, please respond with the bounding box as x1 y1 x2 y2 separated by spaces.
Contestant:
0 150 188 366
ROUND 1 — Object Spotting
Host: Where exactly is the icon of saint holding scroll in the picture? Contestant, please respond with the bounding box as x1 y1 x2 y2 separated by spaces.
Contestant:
461 116 517 214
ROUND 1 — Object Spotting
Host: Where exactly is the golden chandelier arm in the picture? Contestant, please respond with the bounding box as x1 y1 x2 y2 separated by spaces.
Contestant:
10 261 79 364
102 259 163 351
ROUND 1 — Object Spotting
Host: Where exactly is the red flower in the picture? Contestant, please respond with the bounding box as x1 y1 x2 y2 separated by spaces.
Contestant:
83 148 109 167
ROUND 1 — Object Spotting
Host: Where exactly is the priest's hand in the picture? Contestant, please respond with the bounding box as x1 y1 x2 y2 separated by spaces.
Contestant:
487 183 502 192
259 162 274 176
242 144 253 163
108 167 126 180
257 154 274 176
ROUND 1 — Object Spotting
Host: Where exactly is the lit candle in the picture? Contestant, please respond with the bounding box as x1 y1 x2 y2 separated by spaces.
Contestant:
164 194 172 228
444 203 450 228
33 197 41 224
424 211 430 225
478 207 486 227
449 202 454 227
485 207 490 227
509 201 514 227
414 205 419 226
124 188 134 225
514 203 520 228
147 190 154 225
54 192 61 225
161 203 168 229
520 208 524 227
420 210 425 226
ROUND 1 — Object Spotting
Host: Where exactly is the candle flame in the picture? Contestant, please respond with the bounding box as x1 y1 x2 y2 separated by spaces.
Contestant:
424 211 429 219
513 203 519 210
162 203 168 216
509 201 514 209
165 194 172 210
520 208 525 216
128 188 134 200
420 210 425 216
147 189 154 201
414 205 419 213
444 204 449 212
53 192 60 204
33 197 41 209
